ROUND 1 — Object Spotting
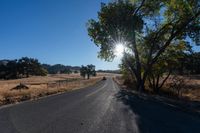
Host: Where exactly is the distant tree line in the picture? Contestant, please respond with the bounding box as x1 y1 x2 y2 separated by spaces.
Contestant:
42 64 80 74
0 57 47 79
80 64 96 79
0 57 98 80
97 70 120 74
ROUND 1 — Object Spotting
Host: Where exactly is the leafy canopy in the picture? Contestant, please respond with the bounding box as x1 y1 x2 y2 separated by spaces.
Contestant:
87 0 143 61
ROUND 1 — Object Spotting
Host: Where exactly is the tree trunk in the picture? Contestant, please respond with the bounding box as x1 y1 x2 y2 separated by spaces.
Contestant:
26 72 29 78
137 79 145 92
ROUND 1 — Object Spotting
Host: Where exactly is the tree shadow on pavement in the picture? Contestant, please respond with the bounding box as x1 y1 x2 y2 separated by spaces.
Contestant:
115 89 200 133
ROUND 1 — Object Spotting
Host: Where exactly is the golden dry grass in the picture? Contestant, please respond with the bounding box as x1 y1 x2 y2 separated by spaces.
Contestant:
114 75 200 101
179 76 200 101
0 73 111 105
158 75 200 101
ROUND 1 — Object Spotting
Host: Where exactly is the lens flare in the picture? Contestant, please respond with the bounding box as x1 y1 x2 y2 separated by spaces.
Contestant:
114 43 125 57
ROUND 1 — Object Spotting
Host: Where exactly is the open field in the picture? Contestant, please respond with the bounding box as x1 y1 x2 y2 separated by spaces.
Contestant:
0 73 115 105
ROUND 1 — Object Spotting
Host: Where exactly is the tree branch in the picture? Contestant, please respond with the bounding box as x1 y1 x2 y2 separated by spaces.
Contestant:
151 10 200 66
158 70 171 90
133 0 146 16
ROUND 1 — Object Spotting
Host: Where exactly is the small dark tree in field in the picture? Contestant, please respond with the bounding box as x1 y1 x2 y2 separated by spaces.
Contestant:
60 68 72 74
80 65 87 79
87 0 200 92
74 70 79 74
86 64 96 79
80 65 96 79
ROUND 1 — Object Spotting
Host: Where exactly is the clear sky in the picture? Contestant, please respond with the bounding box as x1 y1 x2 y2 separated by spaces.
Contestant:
0 0 121 70
1 0 199 70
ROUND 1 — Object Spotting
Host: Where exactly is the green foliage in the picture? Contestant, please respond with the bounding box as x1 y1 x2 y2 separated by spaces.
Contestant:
87 0 200 92
80 65 87 79
80 65 96 79
0 57 47 79
18 57 48 77
87 0 143 61
60 68 72 74
74 70 79 74
147 41 188 92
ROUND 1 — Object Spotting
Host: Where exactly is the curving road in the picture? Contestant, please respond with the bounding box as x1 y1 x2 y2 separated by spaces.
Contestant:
0 78 200 133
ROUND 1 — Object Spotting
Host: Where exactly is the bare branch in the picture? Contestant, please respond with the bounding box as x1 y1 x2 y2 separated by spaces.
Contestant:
133 0 146 16
158 70 171 90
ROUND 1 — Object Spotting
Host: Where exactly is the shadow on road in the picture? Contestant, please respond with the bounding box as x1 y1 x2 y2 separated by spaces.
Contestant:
115 89 200 133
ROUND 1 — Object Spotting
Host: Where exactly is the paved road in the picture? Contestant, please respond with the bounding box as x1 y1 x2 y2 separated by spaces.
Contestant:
0 78 200 133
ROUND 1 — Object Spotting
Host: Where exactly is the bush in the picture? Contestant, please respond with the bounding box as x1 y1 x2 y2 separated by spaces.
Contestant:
11 83 29 91
123 78 137 90
169 75 187 98
2 92 14 104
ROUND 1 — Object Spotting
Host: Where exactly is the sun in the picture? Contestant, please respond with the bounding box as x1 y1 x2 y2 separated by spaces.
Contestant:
114 43 125 57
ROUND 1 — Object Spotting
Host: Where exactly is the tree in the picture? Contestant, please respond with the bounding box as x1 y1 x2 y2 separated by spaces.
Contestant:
0 64 7 79
42 64 80 74
86 64 96 79
147 42 188 93
18 57 31 77
61 68 72 74
18 57 47 77
5 60 19 79
0 57 47 79
74 70 79 74
87 0 200 92
80 65 96 79
80 65 87 79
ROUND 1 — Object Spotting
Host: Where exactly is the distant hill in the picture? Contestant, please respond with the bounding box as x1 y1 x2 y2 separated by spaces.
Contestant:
42 64 80 74
0 60 10 66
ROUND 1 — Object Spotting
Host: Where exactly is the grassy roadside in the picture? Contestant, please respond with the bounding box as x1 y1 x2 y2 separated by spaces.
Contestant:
113 76 200 114
0 76 102 106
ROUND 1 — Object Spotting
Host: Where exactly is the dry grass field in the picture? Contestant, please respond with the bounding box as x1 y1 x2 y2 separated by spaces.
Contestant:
114 75 200 102
177 75 200 101
0 73 113 105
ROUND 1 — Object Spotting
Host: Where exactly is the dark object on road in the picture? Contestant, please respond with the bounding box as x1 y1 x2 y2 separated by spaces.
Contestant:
102 76 106 80
11 83 29 91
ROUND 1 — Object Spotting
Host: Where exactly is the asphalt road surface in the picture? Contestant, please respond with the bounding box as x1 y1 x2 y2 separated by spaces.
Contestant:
0 78 200 133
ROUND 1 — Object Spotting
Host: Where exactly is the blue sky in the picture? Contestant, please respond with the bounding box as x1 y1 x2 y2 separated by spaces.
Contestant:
0 0 121 70
0 0 199 70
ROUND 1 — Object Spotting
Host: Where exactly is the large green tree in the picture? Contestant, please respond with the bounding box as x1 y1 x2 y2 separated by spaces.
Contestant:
87 0 200 91
0 57 47 79
18 57 47 77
